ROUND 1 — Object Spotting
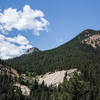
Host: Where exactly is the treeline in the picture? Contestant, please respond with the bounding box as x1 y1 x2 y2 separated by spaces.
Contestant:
29 72 99 100
0 70 99 100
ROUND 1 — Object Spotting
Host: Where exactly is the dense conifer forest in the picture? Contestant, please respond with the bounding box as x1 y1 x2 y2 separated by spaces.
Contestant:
0 60 99 100
1 29 100 100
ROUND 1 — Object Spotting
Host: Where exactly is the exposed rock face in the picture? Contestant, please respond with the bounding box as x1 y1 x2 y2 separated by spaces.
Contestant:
14 83 30 96
0 64 9 72
10 68 19 78
38 69 77 87
24 47 40 55
82 34 100 48
0 64 19 77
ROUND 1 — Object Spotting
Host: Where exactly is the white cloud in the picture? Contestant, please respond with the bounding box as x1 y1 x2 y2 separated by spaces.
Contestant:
0 34 32 59
0 5 49 35
7 35 29 45
0 5 49 59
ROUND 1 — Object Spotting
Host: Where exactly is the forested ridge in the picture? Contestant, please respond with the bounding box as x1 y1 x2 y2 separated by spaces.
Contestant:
0 59 99 100
2 29 100 99
6 29 100 74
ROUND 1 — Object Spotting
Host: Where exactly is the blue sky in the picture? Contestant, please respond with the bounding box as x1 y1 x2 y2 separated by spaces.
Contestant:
0 0 100 59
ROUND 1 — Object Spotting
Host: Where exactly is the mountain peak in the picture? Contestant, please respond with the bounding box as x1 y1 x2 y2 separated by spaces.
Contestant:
24 47 40 55
81 29 96 33
80 29 97 36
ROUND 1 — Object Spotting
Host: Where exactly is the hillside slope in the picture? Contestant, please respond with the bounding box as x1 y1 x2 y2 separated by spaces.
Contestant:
6 29 100 74
5 29 100 99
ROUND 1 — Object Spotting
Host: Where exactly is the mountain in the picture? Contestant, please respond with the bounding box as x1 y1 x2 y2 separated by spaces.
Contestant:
4 29 100 99
5 29 100 74
24 47 40 55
